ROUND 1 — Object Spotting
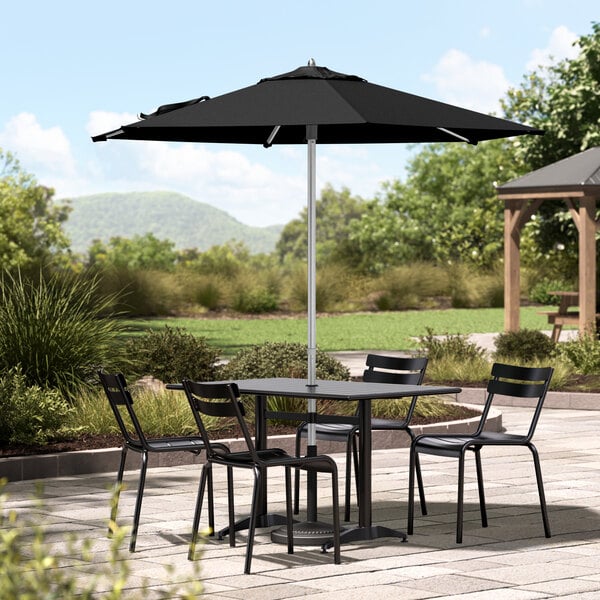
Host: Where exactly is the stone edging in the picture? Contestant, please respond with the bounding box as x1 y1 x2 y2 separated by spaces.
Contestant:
3 385 598 483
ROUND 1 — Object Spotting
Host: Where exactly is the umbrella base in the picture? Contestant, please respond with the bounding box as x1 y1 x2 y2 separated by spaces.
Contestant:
270 520 339 546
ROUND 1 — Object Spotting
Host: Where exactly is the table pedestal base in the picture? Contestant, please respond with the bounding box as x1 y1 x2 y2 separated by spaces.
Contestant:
271 520 338 546
217 513 288 540
321 525 407 551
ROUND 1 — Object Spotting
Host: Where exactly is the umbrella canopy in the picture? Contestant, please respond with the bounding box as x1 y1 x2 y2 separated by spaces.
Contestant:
93 64 542 146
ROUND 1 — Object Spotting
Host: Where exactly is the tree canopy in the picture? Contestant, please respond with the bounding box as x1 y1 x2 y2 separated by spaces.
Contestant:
0 149 70 270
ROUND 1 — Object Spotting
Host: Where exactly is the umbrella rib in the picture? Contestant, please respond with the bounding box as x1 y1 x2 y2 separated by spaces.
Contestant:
264 125 281 148
437 127 473 144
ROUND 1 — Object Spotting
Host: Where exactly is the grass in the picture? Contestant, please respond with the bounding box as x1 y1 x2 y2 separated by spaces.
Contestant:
124 306 557 356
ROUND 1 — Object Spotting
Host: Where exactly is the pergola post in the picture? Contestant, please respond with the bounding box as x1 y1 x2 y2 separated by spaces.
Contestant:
504 198 521 331
579 196 597 335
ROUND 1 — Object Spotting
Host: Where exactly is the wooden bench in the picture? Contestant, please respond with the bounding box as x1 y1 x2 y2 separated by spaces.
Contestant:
539 291 599 342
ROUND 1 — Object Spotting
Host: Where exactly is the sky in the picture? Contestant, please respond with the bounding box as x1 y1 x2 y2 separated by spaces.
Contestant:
0 1 597 227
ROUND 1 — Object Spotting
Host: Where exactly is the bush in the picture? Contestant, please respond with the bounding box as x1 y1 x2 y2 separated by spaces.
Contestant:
284 265 349 312
0 483 203 599
231 287 279 314
222 342 350 418
555 332 600 374
125 326 220 383
0 270 126 398
447 264 504 308
526 276 574 305
0 366 71 445
418 328 486 362
494 329 556 362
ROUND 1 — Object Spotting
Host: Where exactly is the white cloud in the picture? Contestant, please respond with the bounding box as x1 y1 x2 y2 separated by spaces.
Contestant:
0 112 76 176
526 25 579 71
422 49 510 114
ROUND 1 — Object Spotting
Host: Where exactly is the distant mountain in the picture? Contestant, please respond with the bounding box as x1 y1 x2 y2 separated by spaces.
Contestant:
61 191 283 254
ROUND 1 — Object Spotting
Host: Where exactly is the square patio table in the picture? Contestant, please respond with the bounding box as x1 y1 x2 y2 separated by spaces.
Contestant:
172 377 460 549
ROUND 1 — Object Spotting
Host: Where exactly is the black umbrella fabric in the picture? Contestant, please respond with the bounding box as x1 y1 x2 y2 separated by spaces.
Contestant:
93 62 542 545
93 64 541 145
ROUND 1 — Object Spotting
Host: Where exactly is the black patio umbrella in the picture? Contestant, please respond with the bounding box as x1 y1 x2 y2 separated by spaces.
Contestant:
93 60 542 541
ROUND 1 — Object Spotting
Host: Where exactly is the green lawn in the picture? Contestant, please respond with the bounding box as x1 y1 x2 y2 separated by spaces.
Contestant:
125 306 557 356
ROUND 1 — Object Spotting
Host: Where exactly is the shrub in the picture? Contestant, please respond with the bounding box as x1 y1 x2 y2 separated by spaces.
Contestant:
418 328 486 362
555 332 600 374
231 287 279 314
0 483 203 599
528 279 574 305
447 264 504 308
222 342 350 417
0 366 71 445
0 270 126 398
494 329 556 362
284 265 349 312
125 326 220 383
96 266 184 316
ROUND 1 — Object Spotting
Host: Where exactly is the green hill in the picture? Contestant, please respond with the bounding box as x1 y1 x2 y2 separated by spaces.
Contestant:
61 191 282 254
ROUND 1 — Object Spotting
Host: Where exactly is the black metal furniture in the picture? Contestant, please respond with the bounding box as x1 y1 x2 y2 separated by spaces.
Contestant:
294 355 429 521
407 363 554 544
182 379 341 574
98 371 228 552
217 378 460 549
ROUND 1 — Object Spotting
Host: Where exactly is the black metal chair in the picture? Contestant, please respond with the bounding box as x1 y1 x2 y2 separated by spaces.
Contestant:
407 362 554 544
98 371 228 552
294 354 429 521
182 379 341 574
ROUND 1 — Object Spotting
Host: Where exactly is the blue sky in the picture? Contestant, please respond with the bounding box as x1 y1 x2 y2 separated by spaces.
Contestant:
0 1 597 226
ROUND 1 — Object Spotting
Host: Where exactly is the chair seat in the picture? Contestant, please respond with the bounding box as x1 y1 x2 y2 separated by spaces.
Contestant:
416 431 530 457
370 417 409 430
297 422 356 441
142 436 206 452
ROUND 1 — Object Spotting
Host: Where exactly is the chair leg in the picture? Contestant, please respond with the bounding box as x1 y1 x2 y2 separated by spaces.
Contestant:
529 444 551 538
407 445 416 535
474 449 487 528
331 468 341 565
130 451 148 552
244 467 261 574
109 446 128 535
456 453 465 544
227 466 236 547
414 453 428 516
344 434 354 522
207 462 215 535
189 463 209 560
285 466 294 555
293 431 302 515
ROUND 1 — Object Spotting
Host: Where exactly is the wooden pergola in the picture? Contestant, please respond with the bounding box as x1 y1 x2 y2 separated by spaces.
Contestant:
497 147 600 335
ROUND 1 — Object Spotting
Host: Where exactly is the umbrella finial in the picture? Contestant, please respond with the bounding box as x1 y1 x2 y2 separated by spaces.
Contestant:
308 58 316 66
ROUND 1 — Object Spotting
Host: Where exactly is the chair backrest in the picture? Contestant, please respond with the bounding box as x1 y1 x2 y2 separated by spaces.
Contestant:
363 354 428 385
182 380 257 461
98 371 148 448
477 362 554 439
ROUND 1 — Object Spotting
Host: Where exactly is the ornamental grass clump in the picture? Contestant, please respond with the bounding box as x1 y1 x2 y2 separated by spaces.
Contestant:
0 270 126 398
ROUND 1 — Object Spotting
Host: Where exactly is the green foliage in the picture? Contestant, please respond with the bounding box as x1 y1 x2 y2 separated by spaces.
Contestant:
349 140 521 272
493 329 556 362
0 270 126 397
276 185 367 265
96 266 185 316
222 341 350 420
285 264 350 312
528 278 575 305
418 328 486 362
447 264 504 309
87 233 178 271
370 263 449 311
0 367 71 445
556 332 600 374
0 149 70 270
223 341 350 381
125 326 220 383
232 287 279 314
0 483 203 599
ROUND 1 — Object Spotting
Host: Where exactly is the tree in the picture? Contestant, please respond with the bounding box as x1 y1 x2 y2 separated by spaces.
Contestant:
349 140 522 272
87 233 178 271
502 21 600 274
0 149 70 270
276 185 367 266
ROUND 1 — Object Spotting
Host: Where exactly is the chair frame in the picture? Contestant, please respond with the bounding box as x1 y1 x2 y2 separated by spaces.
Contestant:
294 354 429 521
98 371 227 552
183 379 341 574
407 362 554 543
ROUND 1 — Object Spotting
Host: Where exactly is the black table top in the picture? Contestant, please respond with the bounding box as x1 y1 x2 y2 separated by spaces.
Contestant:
170 377 461 400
